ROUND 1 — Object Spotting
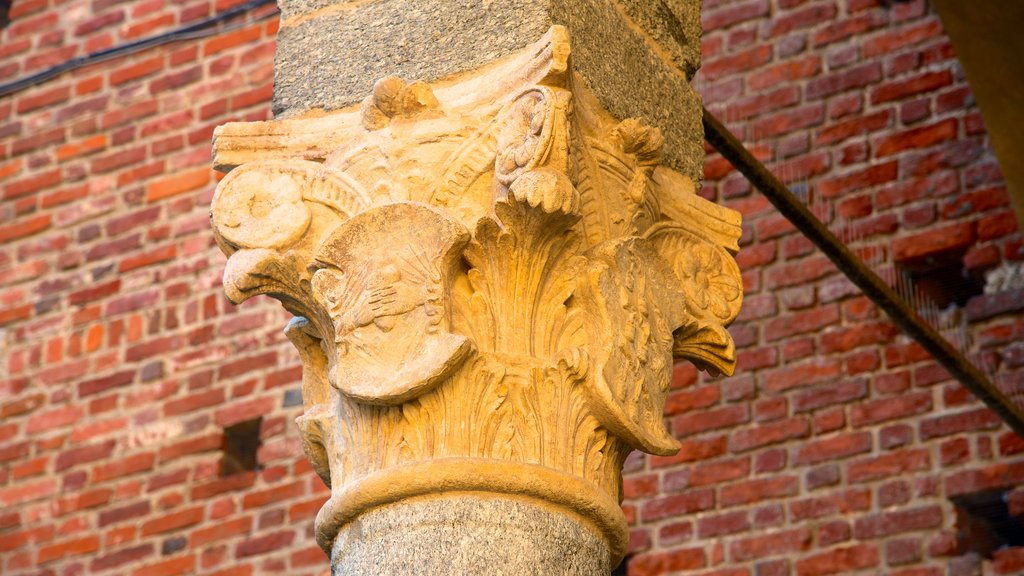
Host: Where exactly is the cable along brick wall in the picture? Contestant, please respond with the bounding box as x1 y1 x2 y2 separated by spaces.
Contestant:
0 0 1023 575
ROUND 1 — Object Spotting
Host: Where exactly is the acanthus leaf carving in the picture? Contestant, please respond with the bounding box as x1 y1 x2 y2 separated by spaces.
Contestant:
578 236 685 455
286 317 338 488
455 166 586 359
210 25 743 567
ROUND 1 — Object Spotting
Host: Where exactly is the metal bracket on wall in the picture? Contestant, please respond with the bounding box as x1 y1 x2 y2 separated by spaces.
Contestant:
702 106 1024 437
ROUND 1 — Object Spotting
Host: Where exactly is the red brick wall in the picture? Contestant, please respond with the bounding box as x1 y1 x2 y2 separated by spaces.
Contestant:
0 1 329 574
1 0 1023 575
624 1 1024 575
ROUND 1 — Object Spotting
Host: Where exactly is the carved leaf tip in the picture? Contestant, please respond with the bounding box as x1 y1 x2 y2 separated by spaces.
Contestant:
361 76 440 131
613 118 664 166
508 167 580 215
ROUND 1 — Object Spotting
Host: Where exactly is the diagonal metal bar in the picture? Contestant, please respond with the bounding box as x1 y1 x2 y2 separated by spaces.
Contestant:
702 106 1024 437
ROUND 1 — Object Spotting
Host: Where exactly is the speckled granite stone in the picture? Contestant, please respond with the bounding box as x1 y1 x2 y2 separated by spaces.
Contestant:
330 495 612 575
273 0 704 179
273 0 553 116
615 0 701 79
550 0 704 186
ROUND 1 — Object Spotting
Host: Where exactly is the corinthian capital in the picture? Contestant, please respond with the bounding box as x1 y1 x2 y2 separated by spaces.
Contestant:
211 26 741 573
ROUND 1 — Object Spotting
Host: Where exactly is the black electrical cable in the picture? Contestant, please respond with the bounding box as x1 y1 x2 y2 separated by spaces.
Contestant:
703 105 1024 437
0 0 277 98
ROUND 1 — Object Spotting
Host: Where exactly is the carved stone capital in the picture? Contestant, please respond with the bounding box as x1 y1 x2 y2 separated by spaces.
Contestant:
211 26 742 569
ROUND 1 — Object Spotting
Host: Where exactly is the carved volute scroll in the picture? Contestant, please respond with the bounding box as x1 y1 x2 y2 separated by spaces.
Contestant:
210 26 742 565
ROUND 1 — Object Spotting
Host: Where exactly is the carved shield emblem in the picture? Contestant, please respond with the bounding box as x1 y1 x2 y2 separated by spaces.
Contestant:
311 202 472 405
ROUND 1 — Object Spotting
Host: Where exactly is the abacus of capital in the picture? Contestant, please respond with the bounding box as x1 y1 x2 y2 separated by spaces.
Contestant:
209 4 742 573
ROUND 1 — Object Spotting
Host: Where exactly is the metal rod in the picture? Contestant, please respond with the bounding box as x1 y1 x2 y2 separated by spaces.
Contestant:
702 106 1024 437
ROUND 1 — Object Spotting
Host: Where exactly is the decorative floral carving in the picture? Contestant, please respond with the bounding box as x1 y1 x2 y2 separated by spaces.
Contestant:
495 90 554 187
646 222 744 375
210 26 742 566
680 244 743 320
213 169 310 249
211 159 371 330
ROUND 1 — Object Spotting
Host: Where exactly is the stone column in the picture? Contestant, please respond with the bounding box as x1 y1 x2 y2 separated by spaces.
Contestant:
210 3 743 574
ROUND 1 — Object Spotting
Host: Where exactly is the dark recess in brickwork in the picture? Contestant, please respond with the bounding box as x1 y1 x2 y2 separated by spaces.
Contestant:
220 417 262 477
952 489 1024 559
896 239 985 308
908 259 984 309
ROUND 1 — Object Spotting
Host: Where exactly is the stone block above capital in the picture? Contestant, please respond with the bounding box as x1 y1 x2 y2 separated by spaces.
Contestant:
271 0 704 180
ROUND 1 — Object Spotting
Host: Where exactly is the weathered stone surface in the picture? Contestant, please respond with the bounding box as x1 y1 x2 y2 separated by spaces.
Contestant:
273 0 552 115
615 0 702 77
276 0 346 20
331 496 611 575
551 0 705 185
273 0 704 178
215 15 736 576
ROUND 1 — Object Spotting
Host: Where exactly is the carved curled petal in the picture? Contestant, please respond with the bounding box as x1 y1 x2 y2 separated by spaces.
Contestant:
361 77 441 131
400 82 440 114
467 217 502 254
577 238 684 456
373 76 408 117
495 221 519 255
613 118 664 166
553 347 590 383
508 168 580 215
222 248 282 304
673 322 736 377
